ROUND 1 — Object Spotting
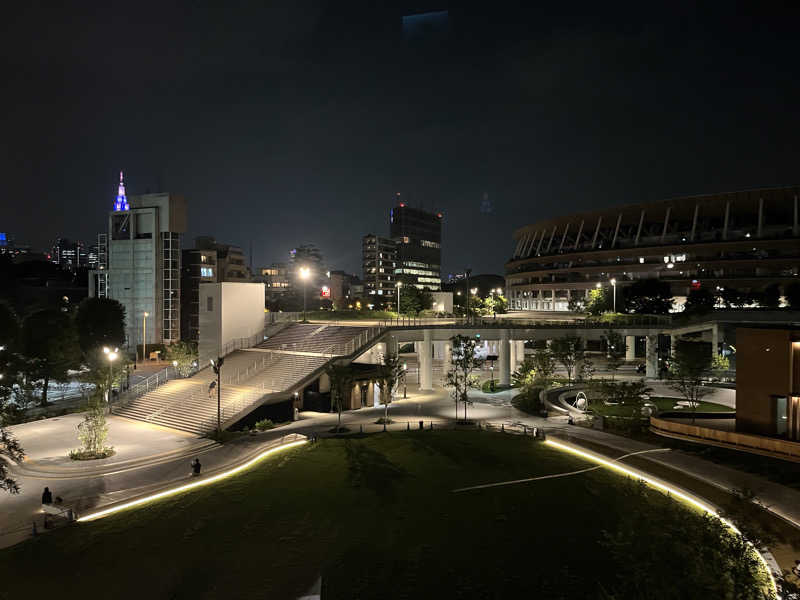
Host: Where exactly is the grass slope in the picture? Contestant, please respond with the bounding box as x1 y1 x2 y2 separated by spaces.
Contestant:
0 431 769 599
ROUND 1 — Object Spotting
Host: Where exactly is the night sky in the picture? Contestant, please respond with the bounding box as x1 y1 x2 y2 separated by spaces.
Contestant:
2 2 799 276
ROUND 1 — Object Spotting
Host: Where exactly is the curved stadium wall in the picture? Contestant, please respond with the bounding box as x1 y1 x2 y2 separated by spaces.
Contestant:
505 187 800 311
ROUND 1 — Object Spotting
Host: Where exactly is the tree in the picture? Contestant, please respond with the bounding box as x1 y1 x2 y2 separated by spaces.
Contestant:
399 285 433 316
550 335 584 385
165 341 198 377
484 294 507 315
785 281 800 309
0 351 25 494
20 309 80 405
378 352 404 424
74 297 126 356
71 396 113 459
591 379 652 416
0 301 20 350
623 278 673 314
601 329 626 380
668 340 713 423
759 283 781 309
585 287 612 316
445 335 484 421
683 287 717 315
325 363 354 432
513 349 556 392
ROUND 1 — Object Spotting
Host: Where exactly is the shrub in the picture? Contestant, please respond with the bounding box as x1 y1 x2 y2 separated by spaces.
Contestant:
512 387 543 415
254 419 274 432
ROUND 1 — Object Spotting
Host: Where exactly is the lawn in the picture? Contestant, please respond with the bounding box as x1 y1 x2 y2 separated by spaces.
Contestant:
0 431 770 599
588 395 732 417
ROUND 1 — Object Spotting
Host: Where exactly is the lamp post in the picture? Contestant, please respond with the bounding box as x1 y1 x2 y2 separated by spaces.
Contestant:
142 312 149 362
402 363 408 398
610 278 617 313
103 346 118 410
172 360 178 378
465 268 472 321
210 357 224 435
299 266 310 322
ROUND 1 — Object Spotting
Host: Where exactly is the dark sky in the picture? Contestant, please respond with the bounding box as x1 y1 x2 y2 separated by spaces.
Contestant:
2 2 799 276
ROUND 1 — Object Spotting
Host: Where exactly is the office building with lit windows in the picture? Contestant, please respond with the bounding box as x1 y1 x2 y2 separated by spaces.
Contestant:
362 234 398 297
389 203 442 290
506 187 800 311
89 172 187 348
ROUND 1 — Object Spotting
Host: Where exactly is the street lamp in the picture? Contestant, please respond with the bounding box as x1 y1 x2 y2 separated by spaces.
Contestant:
103 346 118 409
465 268 472 321
172 359 178 378
299 266 311 322
210 357 225 435
402 363 408 398
142 312 149 362
610 278 617 313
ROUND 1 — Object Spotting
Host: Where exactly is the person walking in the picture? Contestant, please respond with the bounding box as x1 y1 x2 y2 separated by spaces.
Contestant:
191 458 202 476
41 487 53 505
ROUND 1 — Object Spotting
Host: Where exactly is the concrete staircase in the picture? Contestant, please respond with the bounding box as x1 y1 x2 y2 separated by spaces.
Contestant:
114 323 382 434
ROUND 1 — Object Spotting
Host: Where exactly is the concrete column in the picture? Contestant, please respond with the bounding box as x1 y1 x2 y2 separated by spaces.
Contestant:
419 329 433 390
433 341 446 360
499 329 510 386
670 335 678 358
711 325 719 359
645 335 658 378
625 335 635 360
551 289 556 310
515 341 525 367
509 339 517 373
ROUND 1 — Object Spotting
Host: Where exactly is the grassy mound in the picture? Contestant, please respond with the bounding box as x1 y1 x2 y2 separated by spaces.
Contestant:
0 431 770 599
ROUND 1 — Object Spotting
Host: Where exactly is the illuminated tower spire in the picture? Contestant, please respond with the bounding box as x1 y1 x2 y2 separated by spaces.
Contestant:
113 171 129 211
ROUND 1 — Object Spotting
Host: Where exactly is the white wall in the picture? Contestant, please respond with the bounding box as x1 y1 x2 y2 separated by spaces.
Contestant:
431 291 453 313
198 282 265 360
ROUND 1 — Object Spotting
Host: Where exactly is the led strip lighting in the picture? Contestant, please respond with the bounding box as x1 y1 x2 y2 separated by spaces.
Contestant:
77 439 308 523
544 439 778 596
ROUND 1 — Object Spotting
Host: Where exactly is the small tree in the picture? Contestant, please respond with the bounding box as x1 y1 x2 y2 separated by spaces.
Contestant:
623 278 673 314
399 285 433 316
550 335 584 385
529 348 556 386
591 379 652 416
71 396 113 459
601 329 627 380
165 341 198 377
0 372 25 493
445 335 483 421
669 340 713 423
585 287 611 316
379 352 404 424
784 281 800 309
325 363 354 432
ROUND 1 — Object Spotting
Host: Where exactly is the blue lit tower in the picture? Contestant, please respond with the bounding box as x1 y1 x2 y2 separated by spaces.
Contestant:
113 171 129 211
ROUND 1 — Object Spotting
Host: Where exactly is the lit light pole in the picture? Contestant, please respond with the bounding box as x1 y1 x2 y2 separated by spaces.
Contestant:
402 363 408 398
610 278 617 313
465 268 472 321
103 346 118 410
142 312 149 362
396 281 402 316
172 360 178 378
210 357 224 435
299 266 310 322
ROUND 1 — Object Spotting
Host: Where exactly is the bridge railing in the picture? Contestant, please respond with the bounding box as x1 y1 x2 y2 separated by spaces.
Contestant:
378 315 671 329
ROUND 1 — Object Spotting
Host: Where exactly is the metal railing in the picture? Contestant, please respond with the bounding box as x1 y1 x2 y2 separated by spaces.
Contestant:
378 315 671 329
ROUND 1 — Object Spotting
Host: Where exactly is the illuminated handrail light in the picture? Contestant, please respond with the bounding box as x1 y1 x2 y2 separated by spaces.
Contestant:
77 438 308 523
543 439 777 595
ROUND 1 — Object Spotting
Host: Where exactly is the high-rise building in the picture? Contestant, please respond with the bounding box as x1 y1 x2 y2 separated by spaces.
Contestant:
193 236 250 282
262 263 291 302
90 172 187 349
389 202 442 290
179 237 251 343
51 238 89 271
362 234 398 297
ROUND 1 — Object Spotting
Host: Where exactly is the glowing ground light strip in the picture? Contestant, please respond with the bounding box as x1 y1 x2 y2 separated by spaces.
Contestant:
77 439 308 523
544 439 778 597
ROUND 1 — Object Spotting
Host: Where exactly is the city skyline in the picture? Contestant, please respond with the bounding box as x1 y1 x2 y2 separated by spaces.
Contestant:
3 5 799 276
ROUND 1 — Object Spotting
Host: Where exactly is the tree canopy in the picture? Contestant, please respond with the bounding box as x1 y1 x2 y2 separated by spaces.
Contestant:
20 309 80 405
75 297 126 355
623 279 673 314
